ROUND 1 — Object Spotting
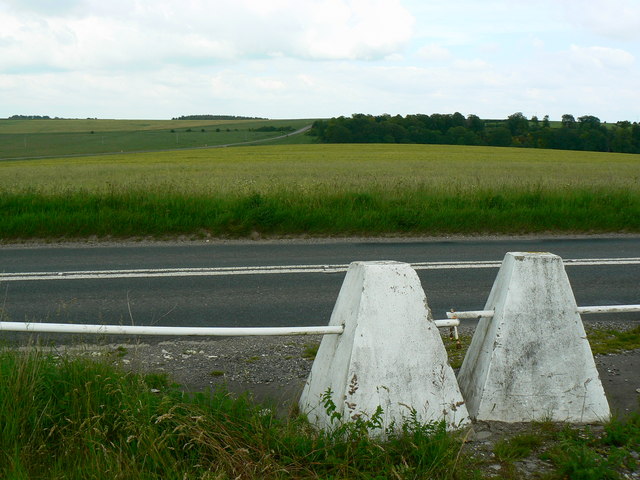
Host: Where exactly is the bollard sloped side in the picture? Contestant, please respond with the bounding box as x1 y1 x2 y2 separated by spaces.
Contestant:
299 261 469 436
457 252 610 423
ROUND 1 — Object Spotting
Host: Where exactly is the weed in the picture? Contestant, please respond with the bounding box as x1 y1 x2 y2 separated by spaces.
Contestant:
302 342 319 360
444 333 472 369
494 433 543 461
210 370 225 377
112 345 128 357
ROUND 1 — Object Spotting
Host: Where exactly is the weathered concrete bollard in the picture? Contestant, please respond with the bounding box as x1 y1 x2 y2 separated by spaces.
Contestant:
457 252 610 423
299 261 469 435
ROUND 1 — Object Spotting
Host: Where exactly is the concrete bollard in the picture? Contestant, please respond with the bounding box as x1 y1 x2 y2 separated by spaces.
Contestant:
299 261 469 435
457 252 610 423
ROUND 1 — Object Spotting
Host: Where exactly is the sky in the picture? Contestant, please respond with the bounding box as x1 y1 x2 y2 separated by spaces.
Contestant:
1 0 639 122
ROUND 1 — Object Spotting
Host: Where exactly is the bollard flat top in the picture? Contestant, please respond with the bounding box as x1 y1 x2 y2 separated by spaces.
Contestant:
350 260 408 266
508 251 558 260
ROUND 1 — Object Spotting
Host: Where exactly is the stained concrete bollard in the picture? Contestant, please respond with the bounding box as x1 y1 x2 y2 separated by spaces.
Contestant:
457 252 610 423
299 261 469 435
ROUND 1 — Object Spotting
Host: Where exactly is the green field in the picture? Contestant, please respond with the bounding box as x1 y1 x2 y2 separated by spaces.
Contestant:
0 118 315 159
1 143 639 239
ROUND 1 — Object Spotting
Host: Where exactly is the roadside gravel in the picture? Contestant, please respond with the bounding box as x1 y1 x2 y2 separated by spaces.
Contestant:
41 319 640 416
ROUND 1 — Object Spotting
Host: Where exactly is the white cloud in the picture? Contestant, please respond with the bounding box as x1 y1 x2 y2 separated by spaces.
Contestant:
1 0 639 121
560 0 640 41
417 43 451 62
452 59 490 71
300 0 414 59
1 0 83 15
567 45 635 70
0 0 416 75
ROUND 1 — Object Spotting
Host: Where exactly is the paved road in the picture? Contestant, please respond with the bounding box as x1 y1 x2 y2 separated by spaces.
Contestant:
0 237 638 340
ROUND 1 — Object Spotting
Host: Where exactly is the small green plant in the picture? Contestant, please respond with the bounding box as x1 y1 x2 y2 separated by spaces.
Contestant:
603 413 640 449
494 433 543 461
302 342 319 360
444 333 472 369
112 345 128 357
210 370 224 377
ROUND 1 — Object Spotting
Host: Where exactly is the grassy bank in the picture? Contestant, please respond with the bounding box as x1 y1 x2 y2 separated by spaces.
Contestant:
1 144 639 239
1 347 638 479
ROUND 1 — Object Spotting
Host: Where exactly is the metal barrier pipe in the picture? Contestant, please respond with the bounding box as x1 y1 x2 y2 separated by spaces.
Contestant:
446 310 495 319
577 305 640 314
1 320 459 336
447 305 640 319
433 319 460 328
0 322 344 336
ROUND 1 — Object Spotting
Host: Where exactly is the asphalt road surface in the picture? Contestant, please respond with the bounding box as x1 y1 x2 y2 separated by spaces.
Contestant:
0 237 638 341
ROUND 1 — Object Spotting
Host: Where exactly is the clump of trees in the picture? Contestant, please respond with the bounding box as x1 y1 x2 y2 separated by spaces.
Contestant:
308 113 640 154
8 115 52 120
172 115 266 120
251 125 295 132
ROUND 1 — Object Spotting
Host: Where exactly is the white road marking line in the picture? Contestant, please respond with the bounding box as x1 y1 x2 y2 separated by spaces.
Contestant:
0 257 638 282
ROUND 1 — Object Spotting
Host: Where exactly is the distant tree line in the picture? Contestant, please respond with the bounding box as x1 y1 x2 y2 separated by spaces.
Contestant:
8 115 52 120
308 113 640 154
7 115 99 120
172 115 267 120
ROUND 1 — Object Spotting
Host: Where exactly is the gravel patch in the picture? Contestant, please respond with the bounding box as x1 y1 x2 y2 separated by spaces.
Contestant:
37 319 640 414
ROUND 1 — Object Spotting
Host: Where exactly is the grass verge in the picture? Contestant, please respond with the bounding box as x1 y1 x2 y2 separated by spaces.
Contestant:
1 186 639 239
1 344 639 479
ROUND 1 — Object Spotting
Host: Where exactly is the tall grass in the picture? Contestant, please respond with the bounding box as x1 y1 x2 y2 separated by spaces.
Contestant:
0 348 470 479
1 186 638 239
2 347 639 479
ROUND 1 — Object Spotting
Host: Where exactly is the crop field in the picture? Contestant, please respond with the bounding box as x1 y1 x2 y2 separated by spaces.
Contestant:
1 144 639 239
0 118 314 159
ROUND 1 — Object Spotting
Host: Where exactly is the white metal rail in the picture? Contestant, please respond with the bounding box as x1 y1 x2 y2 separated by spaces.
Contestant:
446 304 640 320
0 322 344 336
0 319 457 336
440 304 640 348
577 305 640 314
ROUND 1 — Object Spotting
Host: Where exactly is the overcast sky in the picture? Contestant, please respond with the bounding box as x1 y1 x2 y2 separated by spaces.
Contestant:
1 0 639 121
